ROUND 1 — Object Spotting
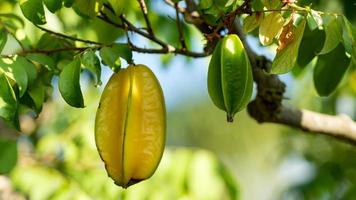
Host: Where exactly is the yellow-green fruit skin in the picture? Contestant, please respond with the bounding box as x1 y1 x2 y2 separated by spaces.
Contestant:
207 34 253 122
95 64 166 188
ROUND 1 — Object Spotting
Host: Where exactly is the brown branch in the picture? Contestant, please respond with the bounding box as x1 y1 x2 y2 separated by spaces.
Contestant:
120 15 168 48
97 9 208 57
35 25 101 45
1 43 208 58
129 42 208 57
175 3 187 50
164 0 186 13
231 19 356 145
1 47 92 58
98 12 167 48
137 0 153 35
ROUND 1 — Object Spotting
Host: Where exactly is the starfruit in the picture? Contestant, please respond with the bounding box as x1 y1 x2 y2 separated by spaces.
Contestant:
95 64 166 188
207 34 253 122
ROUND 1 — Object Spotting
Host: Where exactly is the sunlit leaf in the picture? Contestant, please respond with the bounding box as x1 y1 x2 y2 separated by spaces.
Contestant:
259 12 284 46
307 9 323 30
58 58 84 108
81 50 102 86
100 46 121 72
243 13 263 33
73 0 98 18
16 57 37 85
107 0 129 15
0 30 7 53
112 43 133 63
0 69 19 129
341 16 356 57
0 58 28 97
271 20 306 74
319 16 342 55
26 53 56 71
0 14 25 28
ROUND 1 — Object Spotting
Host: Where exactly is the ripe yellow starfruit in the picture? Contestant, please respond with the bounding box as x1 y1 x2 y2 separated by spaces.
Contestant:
95 64 166 188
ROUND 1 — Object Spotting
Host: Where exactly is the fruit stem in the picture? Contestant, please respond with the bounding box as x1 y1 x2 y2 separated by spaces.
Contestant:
227 113 234 123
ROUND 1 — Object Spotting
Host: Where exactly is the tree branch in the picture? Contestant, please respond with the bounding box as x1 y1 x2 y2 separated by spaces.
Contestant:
231 19 356 145
175 3 187 50
35 25 101 45
128 42 208 57
164 0 186 13
97 8 208 57
137 0 154 35
120 15 168 48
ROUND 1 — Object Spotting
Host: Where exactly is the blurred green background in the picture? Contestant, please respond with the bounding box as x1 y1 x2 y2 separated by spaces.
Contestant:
1 0 356 200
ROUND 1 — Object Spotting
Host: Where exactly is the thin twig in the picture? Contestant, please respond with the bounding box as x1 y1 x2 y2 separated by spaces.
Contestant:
129 42 208 57
23 47 90 55
35 25 101 45
137 0 154 35
175 3 187 49
164 0 186 13
1 43 208 58
120 15 168 48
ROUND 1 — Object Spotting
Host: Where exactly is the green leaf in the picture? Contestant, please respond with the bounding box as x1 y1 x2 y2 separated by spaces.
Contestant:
26 53 56 71
81 50 102 86
341 16 356 57
199 0 213 10
243 13 263 33
107 0 128 15
28 81 45 112
0 138 17 174
112 43 133 63
0 69 19 129
252 0 264 10
216 162 239 200
0 14 25 28
259 12 284 46
100 46 121 72
0 69 16 105
319 16 342 55
20 0 46 25
0 58 28 97
271 20 306 74
43 0 62 13
307 9 323 30
313 44 351 96
0 30 7 53
58 58 84 108
63 0 75 7
73 0 98 18
262 0 281 9
297 27 325 67
16 57 37 85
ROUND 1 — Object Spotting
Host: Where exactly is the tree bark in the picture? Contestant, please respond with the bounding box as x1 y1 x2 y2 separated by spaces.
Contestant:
232 18 356 145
